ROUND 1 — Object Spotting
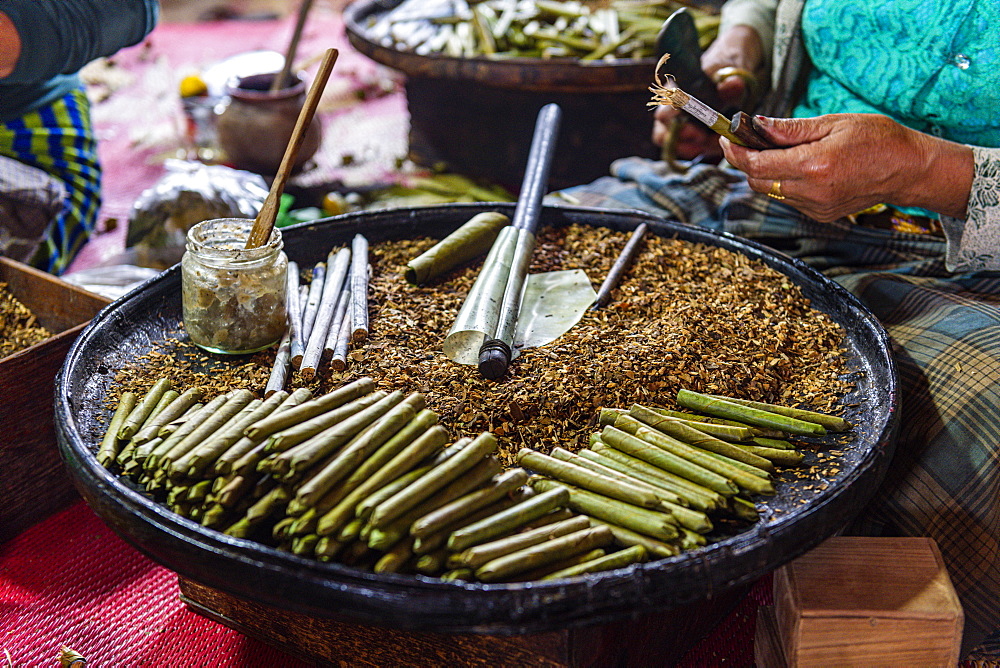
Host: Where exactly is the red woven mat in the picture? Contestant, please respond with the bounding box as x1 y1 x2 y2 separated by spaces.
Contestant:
1 500 766 666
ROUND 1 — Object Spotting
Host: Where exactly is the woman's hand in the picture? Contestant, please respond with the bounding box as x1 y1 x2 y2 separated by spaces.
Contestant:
721 113 975 221
652 25 766 160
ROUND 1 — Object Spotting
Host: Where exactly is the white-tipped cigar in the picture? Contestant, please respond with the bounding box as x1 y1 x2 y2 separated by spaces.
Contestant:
285 261 305 366
324 280 352 359
350 234 369 342
300 261 326 343
265 330 292 397
300 247 351 379
331 301 353 372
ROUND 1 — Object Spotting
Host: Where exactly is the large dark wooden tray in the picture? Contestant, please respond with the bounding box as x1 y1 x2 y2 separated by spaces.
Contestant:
55 203 898 635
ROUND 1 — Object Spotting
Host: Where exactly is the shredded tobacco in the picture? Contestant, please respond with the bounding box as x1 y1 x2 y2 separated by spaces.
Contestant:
0 281 53 358
108 224 853 468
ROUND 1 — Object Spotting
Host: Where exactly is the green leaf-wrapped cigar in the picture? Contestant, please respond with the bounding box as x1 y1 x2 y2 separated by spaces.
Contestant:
542 544 649 580
144 394 228 471
174 391 289 479
314 536 345 561
600 426 739 496
374 537 415 574
676 389 827 436
415 549 450 576
734 442 805 467
291 394 424 509
404 211 510 286
368 457 502 551
247 378 371 443
728 496 760 522
549 447 687 507
98 391 136 468
264 390 388 456
624 407 774 472
446 485 570 553
641 407 753 442
448 515 591 570
751 436 795 450
159 390 256 470
519 447 690 512
652 409 783 439
368 432 499 529
587 519 679 559
132 387 204 445
622 423 776 496
212 388 313 475
512 548 608 583
315 424 450 536
291 533 319 556
598 407 624 427
118 378 172 440
706 393 852 432
272 391 404 479
531 478 680 542
289 408 441 517
413 498 519 556
410 467 528 538
580 446 721 513
475 525 614 583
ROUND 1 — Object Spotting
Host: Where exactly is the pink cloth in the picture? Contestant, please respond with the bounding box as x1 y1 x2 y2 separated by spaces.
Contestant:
69 10 407 273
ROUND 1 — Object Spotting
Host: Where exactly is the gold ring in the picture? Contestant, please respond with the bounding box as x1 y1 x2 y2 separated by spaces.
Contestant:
713 66 761 100
767 180 786 200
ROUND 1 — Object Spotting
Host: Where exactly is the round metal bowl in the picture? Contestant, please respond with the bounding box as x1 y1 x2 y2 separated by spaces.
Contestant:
55 203 898 634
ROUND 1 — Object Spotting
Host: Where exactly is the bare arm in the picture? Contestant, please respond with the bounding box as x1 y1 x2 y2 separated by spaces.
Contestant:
0 11 22 78
720 114 974 221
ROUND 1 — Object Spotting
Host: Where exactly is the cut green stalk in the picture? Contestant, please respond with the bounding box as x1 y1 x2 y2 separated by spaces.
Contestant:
531 477 679 542
706 393 852 432
542 544 648 580
475 525 614 583
447 485 570 553
98 391 136 468
624 407 774 472
677 389 827 436
600 426 739 496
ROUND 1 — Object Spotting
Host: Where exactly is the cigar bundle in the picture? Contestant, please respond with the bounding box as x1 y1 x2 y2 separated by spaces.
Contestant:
266 234 373 397
98 375 848 582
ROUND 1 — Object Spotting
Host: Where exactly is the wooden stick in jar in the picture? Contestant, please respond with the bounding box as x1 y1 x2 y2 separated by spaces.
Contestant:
246 47 338 249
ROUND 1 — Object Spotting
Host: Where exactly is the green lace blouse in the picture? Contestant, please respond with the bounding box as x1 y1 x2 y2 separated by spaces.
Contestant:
795 0 1000 148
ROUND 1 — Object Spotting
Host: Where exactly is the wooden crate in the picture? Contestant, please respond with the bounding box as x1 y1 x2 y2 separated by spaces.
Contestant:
1 257 111 543
767 536 963 667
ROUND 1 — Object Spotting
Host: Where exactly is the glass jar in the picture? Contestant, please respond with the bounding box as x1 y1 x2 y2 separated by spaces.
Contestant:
181 218 287 354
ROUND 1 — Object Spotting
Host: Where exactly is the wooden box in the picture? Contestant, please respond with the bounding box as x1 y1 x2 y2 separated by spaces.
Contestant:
766 536 963 667
1 257 111 542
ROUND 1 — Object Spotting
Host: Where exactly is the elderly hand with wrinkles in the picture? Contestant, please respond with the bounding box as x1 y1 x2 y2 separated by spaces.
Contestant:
720 113 975 221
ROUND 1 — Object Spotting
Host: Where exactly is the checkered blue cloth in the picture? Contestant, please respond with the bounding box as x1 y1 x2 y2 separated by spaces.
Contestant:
556 156 1000 653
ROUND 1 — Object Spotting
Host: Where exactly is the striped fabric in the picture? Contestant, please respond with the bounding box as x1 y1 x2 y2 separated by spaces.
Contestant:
0 87 100 274
555 157 1000 653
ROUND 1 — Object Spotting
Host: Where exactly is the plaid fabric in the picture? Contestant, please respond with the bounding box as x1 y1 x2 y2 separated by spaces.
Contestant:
0 87 100 274
555 157 1000 652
